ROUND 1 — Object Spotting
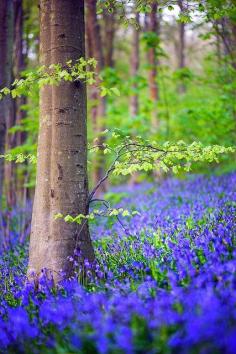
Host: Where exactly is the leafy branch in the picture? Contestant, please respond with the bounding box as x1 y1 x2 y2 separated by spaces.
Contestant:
0 57 120 100
89 130 235 183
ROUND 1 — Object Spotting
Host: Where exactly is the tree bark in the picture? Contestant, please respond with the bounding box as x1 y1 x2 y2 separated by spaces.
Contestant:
103 8 116 68
14 0 26 147
213 16 236 69
178 0 185 69
5 0 26 209
178 0 186 93
130 12 140 118
13 0 28 203
28 0 94 283
147 1 159 131
86 0 106 195
0 0 14 206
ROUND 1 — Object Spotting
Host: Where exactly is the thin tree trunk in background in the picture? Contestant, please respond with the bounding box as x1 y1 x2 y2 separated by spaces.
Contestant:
178 0 185 69
130 12 140 118
104 9 116 68
215 23 222 66
213 18 236 69
5 0 26 208
129 11 140 186
147 1 159 131
230 20 236 69
28 0 94 283
13 0 28 203
14 0 26 147
178 0 186 93
216 16 236 68
0 1 8 205
86 0 106 196
4 1 15 209
0 0 14 207
86 12 97 132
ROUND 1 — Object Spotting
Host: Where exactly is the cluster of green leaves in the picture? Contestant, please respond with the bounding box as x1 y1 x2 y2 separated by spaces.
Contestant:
55 208 139 225
0 153 37 164
95 131 235 176
0 58 120 101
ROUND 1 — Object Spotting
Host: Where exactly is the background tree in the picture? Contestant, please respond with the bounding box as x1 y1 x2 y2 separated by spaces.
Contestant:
13 0 27 202
4 0 25 208
145 0 159 131
178 0 186 93
130 11 140 118
86 0 107 195
103 7 116 68
0 0 14 206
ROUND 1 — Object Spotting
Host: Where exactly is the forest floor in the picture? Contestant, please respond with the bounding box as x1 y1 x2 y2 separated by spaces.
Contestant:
0 173 236 353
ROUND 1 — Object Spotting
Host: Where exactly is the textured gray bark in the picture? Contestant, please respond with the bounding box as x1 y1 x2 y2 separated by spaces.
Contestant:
28 0 94 283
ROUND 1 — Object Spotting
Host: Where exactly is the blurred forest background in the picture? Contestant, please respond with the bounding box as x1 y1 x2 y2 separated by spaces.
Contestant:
0 0 236 210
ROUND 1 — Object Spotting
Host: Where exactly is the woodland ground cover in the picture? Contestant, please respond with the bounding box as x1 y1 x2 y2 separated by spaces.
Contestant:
0 172 235 354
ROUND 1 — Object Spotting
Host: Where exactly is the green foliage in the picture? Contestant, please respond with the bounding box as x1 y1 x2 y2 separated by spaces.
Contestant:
95 132 235 176
1 153 36 164
0 57 120 102
102 50 236 175
1 0 236 193
55 208 139 225
0 58 98 100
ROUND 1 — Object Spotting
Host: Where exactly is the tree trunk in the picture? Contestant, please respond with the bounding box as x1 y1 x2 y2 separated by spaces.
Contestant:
103 8 116 68
214 16 236 69
0 1 7 205
86 0 106 196
5 0 26 209
147 1 159 131
178 0 186 93
0 0 14 207
130 12 140 118
14 0 26 147
28 0 94 283
178 0 185 69
215 22 222 66
13 0 28 203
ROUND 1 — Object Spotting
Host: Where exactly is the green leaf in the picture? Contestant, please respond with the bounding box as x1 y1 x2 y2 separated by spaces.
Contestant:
110 87 120 96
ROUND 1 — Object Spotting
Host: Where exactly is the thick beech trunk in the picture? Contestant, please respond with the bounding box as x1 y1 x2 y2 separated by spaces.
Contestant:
130 12 140 118
0 0 14 206
28 0 94 283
